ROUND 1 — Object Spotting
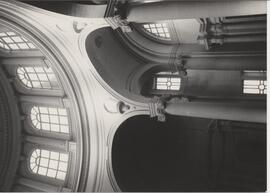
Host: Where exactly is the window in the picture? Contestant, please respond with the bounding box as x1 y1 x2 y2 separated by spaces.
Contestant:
30 149 68 180
155 72 181 90
30 106 69 134
143 23 171 39
0 32 36 51
17 67 60 90
243 70 266 94
243 80 267 94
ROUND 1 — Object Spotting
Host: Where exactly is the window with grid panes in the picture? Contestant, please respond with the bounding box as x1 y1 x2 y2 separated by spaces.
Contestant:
143 23 171 40
30 106 69 134
155 72 181 90
30 149 68 180
0 31 36 51
17 67 59 90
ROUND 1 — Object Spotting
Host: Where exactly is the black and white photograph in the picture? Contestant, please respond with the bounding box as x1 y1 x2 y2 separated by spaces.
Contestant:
0 0 267 192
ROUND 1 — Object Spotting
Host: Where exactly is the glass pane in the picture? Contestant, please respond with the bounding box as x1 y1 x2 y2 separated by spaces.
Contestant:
30 106 69 134
243 75 266 95
16 66 60 90
143 23 171 40
156 74 181 91
30 149 69 180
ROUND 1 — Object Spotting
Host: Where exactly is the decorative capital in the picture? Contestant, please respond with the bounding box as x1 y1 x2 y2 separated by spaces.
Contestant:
149 97 166 122
105 15 132 33
176 56 187 76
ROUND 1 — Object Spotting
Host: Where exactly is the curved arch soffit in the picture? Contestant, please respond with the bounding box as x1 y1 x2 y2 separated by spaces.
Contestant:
106 110 150 192
79 25 150 108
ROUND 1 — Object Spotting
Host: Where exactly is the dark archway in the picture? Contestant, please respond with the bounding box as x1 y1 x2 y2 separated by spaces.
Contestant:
112 115 266 192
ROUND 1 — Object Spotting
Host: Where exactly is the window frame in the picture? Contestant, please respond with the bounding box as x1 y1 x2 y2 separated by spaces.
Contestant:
0 31 37 52
242 70 266 95
28 105 71 135
154 72 181 91
16 66 60 90
132 22 176 45
28 148 70 181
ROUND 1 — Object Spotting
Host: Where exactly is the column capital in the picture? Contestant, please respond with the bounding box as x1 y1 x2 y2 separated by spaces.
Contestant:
105 15 132 33
149 97 166 122
149 96 189 122
176 55 187 76
104 0 132 32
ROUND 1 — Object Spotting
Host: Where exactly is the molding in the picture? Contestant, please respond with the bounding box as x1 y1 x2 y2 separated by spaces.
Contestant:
104 0 132 33
0 66 21 191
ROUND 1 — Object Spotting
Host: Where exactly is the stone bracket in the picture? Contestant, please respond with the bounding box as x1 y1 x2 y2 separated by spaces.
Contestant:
149 96 190 122
176 55 187 76
105 15 132 33
104 0 131 33
149 97 166 122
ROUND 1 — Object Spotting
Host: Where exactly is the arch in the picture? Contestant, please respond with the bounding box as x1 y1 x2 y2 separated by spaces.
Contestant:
29 148 69 180
30 106 69 134
106 110 150 192
111 114 266 192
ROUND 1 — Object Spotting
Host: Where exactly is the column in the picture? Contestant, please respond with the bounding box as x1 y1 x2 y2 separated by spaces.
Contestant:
198 34 266 46
184 55 266 71
223 15 266 23
207 22 266 35
165 101 266 123
126 1 266 23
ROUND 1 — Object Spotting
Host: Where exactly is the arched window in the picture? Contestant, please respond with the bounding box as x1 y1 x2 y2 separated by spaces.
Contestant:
155 72 181 90
0 31 36 51
17 67 60 90
142 23 171 40
30 106 69 134
30 149 68 180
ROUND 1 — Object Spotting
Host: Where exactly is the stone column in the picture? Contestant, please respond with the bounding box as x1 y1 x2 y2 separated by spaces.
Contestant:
126 1 266 23
183 56 266 71
165 101 266 123
207 22 266 35
149 97 266 123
